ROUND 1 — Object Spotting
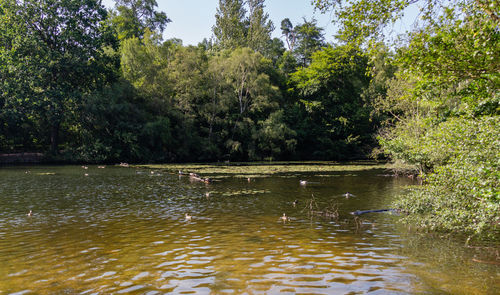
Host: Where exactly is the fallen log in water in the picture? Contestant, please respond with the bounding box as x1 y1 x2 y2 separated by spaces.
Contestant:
310 210 339 219
350 209 399 216
178 170 212 183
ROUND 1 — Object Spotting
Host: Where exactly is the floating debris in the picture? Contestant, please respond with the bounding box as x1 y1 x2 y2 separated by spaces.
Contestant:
220 190 270 197
350 209 400 216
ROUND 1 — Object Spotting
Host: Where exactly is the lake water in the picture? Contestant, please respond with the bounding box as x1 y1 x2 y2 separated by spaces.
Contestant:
0 165 498 294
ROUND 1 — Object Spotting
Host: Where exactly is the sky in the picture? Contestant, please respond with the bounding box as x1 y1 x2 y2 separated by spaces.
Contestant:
101 0 339 46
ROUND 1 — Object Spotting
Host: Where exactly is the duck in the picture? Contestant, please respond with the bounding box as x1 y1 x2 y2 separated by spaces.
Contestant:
299 180 307 186
280 213 290 222
292 200 299 207
27 210 33 217
342 192 356 198
185 213 192 221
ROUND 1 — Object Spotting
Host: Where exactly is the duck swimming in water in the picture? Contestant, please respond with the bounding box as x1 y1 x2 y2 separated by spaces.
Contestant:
27 210 33 217
342 192 356 198
292 200 299 207
299 180 307 186
185 213 192 221
280 213 290 223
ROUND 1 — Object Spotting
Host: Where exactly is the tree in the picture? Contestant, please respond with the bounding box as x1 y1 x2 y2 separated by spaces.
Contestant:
246 0 274 53
208 48 280 160
280 18 296 51
290 45 372 159
294 18 325 66
212 0 247 50
0 0 117 154
313 0 499 46
111 0 171 40
313 0 500 238
279 17 325 66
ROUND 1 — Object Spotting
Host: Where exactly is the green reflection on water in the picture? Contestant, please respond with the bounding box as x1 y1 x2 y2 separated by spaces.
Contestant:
0 164 498 294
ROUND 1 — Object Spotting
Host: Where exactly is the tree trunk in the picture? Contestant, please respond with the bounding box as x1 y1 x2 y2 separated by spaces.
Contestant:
50 122 60 155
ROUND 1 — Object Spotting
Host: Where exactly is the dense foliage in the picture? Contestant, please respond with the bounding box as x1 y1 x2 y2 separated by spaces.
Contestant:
1 0 379 162
315 0 499 239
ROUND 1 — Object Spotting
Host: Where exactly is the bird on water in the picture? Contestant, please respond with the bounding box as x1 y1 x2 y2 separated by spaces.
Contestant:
342 192 356 198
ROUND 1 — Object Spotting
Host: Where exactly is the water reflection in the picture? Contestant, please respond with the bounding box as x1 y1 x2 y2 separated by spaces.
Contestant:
0 165 498 294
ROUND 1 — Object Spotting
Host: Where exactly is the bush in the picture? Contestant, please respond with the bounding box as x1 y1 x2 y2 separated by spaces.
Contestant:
393 116 499 239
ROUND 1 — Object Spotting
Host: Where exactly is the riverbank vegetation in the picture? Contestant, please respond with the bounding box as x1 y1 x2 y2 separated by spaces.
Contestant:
1 0 498 238
313 0 499 240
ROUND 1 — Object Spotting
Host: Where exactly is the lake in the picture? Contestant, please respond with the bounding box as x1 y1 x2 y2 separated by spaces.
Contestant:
0 164 498 294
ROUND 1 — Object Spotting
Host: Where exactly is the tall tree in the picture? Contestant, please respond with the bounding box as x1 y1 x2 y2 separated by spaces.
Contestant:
246 0 274 53
290 45 371 159
212 0 247 50
0 0 117 154
111 0 171 40
208 48 280 160
294 18 325 66
280 18 296 51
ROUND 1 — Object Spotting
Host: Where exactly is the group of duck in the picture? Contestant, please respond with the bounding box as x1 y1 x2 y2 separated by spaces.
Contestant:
25 166 357 222
179 172 357 223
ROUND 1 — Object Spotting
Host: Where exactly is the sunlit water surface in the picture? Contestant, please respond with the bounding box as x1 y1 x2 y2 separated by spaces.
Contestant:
0 165 498 294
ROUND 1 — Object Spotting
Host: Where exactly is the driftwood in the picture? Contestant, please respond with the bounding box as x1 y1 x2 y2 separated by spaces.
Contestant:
301 195 339 220
350 209 399 216
310 210 339 219
472 258 500 265
178 171 212 183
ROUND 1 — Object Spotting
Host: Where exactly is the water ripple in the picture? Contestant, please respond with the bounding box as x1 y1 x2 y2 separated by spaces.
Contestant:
0 166 498 294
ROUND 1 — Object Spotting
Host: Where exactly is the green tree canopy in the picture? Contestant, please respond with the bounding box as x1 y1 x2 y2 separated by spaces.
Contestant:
293 18 325 66
290 45 372 159
212 0 247 50
212 0 275 56
246 0 274 53
0 0 117 154
111 0 171 40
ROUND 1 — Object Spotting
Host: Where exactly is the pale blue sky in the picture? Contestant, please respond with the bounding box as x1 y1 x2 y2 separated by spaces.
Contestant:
102 0 419 46
102 0 339 45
